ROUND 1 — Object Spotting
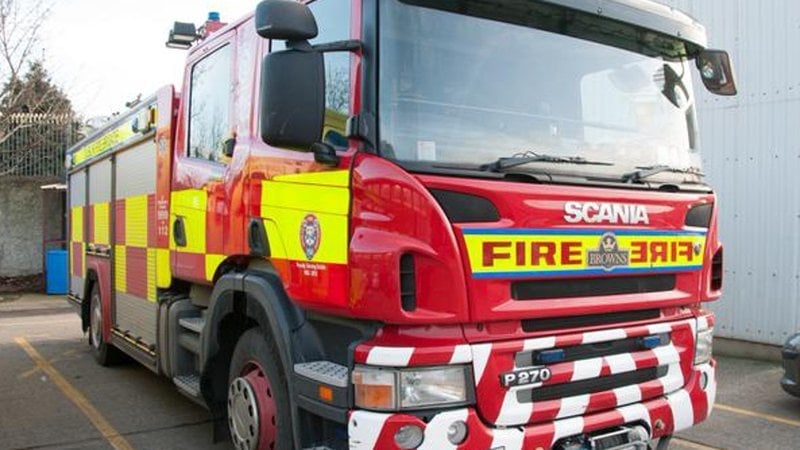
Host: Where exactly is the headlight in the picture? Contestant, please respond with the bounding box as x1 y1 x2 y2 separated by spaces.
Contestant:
353 365 470 411
695 328 714 365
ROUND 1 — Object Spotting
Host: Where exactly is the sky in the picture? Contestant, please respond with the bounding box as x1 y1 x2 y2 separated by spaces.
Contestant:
39 0 257 118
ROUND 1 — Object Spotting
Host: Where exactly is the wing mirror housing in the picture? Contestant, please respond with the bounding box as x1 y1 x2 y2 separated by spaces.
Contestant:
256 0 324 150
696 49 737 96
255 0 318 41
260 48 325 150
255 0 361 156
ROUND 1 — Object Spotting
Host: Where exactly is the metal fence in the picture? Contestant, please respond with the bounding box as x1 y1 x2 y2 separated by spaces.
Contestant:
0 113 78 178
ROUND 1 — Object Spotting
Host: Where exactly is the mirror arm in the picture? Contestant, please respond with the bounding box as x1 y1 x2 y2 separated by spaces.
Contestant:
286 39 314 51
312 39 363 54
311 142 339 166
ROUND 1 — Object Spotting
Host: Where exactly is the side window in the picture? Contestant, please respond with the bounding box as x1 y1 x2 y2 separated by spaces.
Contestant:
275 0 351 147
188 44 232 162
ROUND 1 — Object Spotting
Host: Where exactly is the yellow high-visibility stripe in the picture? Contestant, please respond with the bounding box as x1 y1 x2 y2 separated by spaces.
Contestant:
146 248 157 302
261 170 350 265
260 208 349 264
263 219 287 259
272 169 350 187
156 248 171 288
125 195 149 248
71 207 83 242
114 245 127 292
262 180 350 215
72 121 136 167
205 254 225 282
93 202 110 245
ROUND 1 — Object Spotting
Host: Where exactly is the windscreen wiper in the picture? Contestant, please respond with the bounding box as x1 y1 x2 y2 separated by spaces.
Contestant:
622 165 705 183
480 152 613 172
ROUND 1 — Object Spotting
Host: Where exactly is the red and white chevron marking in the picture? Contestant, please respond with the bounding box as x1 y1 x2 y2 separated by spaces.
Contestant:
348 362 715 449
350 314 715 449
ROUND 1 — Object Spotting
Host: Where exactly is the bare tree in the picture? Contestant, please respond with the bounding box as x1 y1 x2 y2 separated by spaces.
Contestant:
0 0 78 178
0 0 50 84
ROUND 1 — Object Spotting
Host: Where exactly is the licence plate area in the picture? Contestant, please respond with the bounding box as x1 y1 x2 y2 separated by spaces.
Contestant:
555 425 650 450
473 318 696 426
500 365 552 388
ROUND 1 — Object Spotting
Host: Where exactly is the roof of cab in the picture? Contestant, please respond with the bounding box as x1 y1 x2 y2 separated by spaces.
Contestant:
541 0 708 49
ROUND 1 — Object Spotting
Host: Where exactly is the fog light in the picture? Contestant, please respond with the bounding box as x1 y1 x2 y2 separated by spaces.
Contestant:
394 425 424 449
447 420 468 445
628 425 649 442
700 371 709 390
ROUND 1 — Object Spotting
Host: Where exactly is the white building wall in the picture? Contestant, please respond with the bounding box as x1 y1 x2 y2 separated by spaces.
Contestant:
658 0 800 345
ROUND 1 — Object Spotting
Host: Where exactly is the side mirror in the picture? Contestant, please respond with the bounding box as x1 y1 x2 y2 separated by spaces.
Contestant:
696 49 737 96
260 49 325 150
255 0 317 41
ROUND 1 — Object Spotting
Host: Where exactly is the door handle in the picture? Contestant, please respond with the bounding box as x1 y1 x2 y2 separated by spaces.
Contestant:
173 217 187 247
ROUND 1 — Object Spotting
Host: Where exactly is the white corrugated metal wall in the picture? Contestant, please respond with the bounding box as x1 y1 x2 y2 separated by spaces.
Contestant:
656 0 800 345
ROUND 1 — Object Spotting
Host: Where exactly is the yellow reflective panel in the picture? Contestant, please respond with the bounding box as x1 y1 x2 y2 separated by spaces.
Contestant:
205 254 225 282
156 248 171 289
71 207 84 242
170 189 207 254
93 202 110 245
146 248 157 302
125 195 149 248
114 245 127 293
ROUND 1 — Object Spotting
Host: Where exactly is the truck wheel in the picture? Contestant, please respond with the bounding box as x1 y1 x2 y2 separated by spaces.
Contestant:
227 328 292 450
88 283 120 366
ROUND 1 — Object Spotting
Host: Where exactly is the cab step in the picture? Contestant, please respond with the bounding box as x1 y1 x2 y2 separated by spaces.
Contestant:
178 316 205 333
294 361 348 388
173 374 201 397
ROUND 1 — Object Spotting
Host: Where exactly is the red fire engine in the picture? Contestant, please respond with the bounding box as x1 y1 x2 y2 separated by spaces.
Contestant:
66 1 736 449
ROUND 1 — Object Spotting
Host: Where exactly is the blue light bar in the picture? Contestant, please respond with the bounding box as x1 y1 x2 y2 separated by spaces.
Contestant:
208 11 220 21
642 335 662 349
537 349 566 364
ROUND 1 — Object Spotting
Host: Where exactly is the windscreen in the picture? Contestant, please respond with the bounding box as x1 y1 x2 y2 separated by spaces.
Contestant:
378 0 702 180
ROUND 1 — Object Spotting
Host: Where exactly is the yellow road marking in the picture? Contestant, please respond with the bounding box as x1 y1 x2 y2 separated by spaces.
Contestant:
14 337 135 450
672 437 723 450
716 403 800 428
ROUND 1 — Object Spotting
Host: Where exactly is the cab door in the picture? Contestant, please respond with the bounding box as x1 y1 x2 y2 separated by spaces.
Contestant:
171 31 236 284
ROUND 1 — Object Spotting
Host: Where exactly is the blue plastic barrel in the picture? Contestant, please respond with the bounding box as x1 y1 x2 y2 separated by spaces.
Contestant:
46 249 68 295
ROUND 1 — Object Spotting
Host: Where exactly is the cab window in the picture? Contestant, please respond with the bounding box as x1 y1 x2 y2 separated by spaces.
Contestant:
188 44 233 162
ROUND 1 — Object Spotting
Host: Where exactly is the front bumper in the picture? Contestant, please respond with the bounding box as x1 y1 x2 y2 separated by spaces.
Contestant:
348 361 716 450
781 344 800 397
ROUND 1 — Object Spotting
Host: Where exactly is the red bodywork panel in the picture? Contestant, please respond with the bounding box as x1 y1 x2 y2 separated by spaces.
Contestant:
417 174 721 325
349 154 470 323
346 156 720 325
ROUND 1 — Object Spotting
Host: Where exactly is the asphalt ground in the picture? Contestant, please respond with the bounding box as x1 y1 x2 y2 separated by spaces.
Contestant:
1 293 798 450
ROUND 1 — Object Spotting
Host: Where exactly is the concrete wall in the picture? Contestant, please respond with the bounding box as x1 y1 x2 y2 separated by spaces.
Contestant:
0 177 63 277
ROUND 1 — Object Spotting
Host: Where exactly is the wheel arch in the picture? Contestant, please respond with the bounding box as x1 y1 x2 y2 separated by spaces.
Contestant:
83 257 113 342
80 269 97 332
199 268 306 444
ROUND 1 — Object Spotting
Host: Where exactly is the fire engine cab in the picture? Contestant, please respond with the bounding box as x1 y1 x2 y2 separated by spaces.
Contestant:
66 1 736 449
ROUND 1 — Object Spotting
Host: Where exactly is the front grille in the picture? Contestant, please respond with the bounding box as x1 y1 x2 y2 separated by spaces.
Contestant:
521 309 661 333
518 366 668 403
512 274 675 300
515 333 670 367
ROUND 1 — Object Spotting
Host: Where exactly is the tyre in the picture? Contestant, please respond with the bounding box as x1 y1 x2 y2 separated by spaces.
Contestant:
88 283 122 366
227 328 292 450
